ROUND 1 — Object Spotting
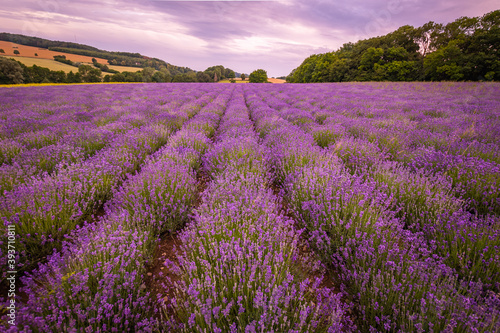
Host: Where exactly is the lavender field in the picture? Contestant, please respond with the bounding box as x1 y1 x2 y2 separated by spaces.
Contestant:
1 82 499 332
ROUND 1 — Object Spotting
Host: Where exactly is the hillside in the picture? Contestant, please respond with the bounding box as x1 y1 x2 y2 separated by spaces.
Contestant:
0 41 108 64
0 32 195 74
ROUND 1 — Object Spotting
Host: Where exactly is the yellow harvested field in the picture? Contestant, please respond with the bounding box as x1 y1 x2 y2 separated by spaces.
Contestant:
218 79 249 84
107 65 142 72
219 78 286 84
2 55 143 74
1 55 81 73
0 41 108 64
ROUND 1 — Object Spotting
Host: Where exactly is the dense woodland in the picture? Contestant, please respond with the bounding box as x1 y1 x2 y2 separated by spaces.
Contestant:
287 10 500 82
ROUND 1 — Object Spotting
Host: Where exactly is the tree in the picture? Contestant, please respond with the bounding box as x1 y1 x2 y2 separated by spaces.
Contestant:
224 68 235 79
0 57 24 84
13 50 20 55
142 67 155 82
241 73 246 81
196 72 211 83
0 49 4 53
35 53 38 56
152 71 170 83
78 64 102 82
249 69 268 83
66 71 82 83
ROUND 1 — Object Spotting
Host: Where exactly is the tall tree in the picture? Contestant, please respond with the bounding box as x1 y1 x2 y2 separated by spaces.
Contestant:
0 57 24 84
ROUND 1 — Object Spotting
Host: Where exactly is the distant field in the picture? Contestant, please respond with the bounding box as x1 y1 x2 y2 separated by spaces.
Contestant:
218 78 249 83
0 41 108 64
1 55 81 73
219 78 286 84
107 65 142 72
1 55 142 74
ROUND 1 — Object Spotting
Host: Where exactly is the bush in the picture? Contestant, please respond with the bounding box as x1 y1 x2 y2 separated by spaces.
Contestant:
13 50 20 55
249 69 268 83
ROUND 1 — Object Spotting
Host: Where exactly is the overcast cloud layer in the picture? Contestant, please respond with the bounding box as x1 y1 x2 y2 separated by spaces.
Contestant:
1 0 498 76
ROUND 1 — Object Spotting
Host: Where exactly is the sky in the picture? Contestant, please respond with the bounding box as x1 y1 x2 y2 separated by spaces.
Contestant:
0 0 498 77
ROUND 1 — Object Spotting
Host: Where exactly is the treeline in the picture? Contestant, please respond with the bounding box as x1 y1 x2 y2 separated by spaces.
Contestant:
48 46 174 70
0 57 237 84
0 58 105 84
102 64 235 83
0 32 99 51
287 10 500 82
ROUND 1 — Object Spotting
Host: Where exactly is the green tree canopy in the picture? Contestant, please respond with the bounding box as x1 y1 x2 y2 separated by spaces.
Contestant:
78 64 102 82
287 9 500 83
249 69 268 83
0 57 24 84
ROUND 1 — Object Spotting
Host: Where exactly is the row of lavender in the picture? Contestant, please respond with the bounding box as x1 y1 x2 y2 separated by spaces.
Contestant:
260 83 500 289
242 83 500 332
163 89 349 332
14 85 231 331
0 84 199 193
284 83 500 216
0 84 227 279
1 82 498 332
10 85 351 332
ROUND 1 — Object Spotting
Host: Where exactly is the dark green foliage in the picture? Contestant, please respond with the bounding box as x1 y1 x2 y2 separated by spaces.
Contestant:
0 32 100 51
66 71 82 83
13 50 20 55
196 72 211 83
78 64 102 82
288 10 500 82
91 58 118 74
0 57 24 84
53 55 76 66
249 69 268 83
152 67 172 82
172 72 197 82
0 49 5 53
203 65 236 82
241 73 246 81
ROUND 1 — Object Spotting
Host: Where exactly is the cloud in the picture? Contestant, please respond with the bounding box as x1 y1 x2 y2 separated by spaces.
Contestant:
0 0 497 76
